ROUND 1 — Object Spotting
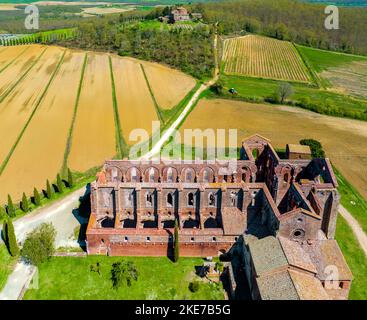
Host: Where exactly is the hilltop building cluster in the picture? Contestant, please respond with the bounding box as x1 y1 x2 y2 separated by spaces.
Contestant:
86 134 352 300
158 7 202 23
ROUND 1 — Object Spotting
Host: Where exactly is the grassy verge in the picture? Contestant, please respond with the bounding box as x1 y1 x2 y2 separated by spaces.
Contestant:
0 47 47 103
61 53 88 174
23 256 224 300
334 168 367 234
140 63 164 124
335 215 367 300
0 244 17 291
0 49 66 176
109 55 128 159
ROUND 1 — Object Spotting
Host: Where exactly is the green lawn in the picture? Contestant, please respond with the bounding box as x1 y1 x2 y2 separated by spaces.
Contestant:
296 45 367 73
0 244 17 291
335 215 367 300
23 256 224 300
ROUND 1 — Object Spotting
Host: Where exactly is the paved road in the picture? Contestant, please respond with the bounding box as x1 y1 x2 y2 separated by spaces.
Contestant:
339 204 367 256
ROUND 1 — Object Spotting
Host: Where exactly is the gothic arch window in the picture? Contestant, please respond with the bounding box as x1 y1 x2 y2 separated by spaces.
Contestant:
186 169 193 182
131 167 138 182
111 167 118 182
146 192 153 207
208 192 216 207
149 168 155 182
203 169 210 183
167 193 174 207
187 192 195 207
167 167 173 183
125 191 133 207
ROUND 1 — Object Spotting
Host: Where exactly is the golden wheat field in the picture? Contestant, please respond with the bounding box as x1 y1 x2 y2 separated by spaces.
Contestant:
0 45 196 203
180 98 367 200
222 35 311 82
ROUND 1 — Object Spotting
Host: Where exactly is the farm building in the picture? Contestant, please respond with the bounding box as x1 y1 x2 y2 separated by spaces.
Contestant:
158 7 203 23
86 134 351 300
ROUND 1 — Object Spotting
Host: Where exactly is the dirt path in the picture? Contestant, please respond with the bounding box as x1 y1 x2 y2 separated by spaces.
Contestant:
339 205 367 256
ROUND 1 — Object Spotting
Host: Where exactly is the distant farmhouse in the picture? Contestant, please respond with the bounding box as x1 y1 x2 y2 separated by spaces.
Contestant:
159 7 203 23
86 134 352 300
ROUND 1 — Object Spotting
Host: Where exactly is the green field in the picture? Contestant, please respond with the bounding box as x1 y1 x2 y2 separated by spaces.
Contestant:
219 74 367 114
23 256 224 300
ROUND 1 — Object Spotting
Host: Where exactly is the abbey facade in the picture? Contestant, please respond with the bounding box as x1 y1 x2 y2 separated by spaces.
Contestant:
86 134 351 299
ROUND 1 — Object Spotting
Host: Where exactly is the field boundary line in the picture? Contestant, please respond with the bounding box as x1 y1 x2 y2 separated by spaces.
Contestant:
109 55 128 159
0 49 67 176
0 47 47 103
0 46 29 75
61 53 88 174
139 63 165 124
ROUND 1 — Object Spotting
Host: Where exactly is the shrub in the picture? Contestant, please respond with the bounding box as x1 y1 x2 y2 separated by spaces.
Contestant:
277 82 293 103
21 223 56 265
189 281 200 293
300 139 325 158
110 260 138 289
7 195 16 218
33 187 41 206
5 219 19 257
215 261 224 273
21 192 29 212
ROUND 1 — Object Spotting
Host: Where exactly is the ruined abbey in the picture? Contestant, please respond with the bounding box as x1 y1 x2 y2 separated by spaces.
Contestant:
86 134 352 300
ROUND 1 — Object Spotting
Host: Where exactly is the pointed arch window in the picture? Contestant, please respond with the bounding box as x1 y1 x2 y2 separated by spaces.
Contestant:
167 167 173 183
146 192 153 207
203 169 210 183
149 168 155 182
131 168 137 182
167 193 174 207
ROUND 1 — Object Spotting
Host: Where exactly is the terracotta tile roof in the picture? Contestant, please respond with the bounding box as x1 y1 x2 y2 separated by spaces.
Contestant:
288 269 330 300
302 239 353 281
249 236 288 276
287 144 311 154
279 237 317 274
257 270 299 300
221 207 247 235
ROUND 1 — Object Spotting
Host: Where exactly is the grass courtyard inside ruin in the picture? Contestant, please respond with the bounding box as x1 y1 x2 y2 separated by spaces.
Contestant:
23 256 224 300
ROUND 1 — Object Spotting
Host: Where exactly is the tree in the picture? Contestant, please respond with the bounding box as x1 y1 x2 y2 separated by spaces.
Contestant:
56 174 64 193
277 83 293 104
21 223 56 265
300 139 325 158
110 260 138 289
46 179 53 199
7 195 15 218
173 219 179 262
189 281 200 292
21 192 29 212
210 80 224 95
5 219 19 256
67 168 74 188
33 187 41 206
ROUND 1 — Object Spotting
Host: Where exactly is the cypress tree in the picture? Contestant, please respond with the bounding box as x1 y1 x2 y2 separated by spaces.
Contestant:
6 219 19 257
33 187 41 206
46 179 53 199
7 195 15 217
21 192 29 212
173 219 179 263
57 174 64 193
67 168 74 188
